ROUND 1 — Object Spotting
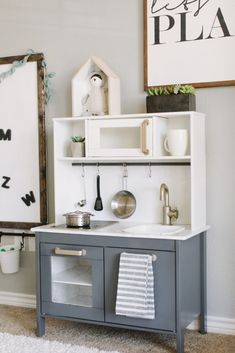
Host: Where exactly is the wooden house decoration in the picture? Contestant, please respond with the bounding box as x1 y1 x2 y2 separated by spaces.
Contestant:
72 56 121 117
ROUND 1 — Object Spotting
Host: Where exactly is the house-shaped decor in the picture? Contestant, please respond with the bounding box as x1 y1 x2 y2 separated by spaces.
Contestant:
72 56 121 117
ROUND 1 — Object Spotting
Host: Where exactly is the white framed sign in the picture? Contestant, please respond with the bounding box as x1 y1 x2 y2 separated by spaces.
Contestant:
0 54 47 229
144 0 235 88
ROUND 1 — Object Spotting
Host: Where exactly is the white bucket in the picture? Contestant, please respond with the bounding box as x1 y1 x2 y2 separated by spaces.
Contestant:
0 245 20 274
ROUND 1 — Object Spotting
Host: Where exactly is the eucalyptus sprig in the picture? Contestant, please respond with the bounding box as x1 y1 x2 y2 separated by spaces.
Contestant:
0 49 55 105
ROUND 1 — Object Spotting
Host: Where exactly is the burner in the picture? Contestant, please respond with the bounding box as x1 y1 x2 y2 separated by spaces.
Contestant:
67 224 90 229
53 220 117 231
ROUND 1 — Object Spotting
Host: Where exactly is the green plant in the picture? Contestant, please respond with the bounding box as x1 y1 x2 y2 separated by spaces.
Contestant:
71 136 85 143
147 84 196 96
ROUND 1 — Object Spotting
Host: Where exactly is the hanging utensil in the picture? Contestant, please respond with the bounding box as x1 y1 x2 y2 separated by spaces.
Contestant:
78 164 86 207
111 164 136 219
94 165 103 211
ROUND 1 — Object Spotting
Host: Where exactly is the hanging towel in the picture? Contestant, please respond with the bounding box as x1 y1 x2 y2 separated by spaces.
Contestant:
115 252 155 320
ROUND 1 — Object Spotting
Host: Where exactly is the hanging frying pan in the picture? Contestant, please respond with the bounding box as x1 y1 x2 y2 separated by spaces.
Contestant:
111 172 136 219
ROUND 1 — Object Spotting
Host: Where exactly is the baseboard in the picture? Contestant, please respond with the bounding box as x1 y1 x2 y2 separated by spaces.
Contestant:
187 316 235 336
0 291 234 335
0 291 36 308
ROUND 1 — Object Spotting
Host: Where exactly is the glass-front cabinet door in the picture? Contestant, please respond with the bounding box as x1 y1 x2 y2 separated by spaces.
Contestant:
87 118 153 157
40 243 104 321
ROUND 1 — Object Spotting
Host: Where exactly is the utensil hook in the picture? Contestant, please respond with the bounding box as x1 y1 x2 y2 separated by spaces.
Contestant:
96 163 100 176
148 162 152 178
123 163 128 178
81 163 85 178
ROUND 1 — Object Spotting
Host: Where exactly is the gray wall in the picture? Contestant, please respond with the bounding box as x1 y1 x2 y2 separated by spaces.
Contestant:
0 0 235 320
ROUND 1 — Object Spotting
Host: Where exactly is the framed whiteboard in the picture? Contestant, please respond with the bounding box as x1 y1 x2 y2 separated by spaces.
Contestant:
0 53 47 229
144 0 235 89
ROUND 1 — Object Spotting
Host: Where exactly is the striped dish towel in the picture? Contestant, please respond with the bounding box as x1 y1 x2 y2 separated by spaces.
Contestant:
115 252 155 319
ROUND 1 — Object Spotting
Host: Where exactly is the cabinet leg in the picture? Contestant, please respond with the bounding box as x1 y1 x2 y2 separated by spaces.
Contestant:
200 233 207 334
37 316 45 337
176 329 185 353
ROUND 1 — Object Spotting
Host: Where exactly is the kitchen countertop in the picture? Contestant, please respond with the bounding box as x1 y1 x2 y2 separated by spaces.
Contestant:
32 222 210 241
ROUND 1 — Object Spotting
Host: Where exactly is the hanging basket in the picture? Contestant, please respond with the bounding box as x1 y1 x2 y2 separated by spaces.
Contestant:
0 245 20 274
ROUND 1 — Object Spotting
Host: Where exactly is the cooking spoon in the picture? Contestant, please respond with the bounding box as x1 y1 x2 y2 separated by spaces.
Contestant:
78 165 86 207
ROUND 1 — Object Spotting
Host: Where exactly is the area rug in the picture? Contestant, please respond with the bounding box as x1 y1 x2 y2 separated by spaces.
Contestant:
0 332 121 353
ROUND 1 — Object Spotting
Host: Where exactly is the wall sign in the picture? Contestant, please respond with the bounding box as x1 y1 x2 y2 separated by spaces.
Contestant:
0 53 47 229
144 0 235 89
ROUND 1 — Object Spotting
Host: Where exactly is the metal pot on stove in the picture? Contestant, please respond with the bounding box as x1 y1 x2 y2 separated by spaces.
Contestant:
63 210 94 228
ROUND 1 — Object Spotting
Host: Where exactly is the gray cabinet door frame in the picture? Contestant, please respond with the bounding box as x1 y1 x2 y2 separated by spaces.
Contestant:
40 243 104 321
104 247 176 332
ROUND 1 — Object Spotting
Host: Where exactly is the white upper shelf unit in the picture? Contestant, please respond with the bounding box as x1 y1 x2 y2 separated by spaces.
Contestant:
53 112 204 163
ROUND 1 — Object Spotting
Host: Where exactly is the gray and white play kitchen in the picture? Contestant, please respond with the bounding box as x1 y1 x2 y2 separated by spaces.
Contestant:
33 112 209 353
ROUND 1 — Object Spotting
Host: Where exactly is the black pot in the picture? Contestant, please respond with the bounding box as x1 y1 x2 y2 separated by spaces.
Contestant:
146 94 196 113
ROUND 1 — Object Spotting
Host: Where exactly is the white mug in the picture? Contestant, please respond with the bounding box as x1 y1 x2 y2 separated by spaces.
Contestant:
164 129 188 156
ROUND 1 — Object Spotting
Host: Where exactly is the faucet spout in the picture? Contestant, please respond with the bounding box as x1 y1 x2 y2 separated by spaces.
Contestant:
160 183 169 207
159 183 179 225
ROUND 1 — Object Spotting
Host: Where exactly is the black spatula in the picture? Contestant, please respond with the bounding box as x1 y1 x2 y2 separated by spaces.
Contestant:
94 175 103 211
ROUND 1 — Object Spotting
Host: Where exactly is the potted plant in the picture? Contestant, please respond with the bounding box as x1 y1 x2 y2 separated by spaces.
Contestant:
146 84 196 113
71 136 85 157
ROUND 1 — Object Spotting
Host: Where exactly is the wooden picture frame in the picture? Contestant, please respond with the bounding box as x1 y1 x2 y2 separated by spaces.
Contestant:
144 0 235 89
0 53 47 229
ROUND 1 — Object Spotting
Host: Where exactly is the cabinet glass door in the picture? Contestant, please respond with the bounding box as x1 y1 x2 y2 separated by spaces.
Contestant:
87 118 153 157
51 256 92 307
40 244 104 321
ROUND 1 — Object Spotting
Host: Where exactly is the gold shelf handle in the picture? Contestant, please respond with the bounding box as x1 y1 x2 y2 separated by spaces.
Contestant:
141 119 149 155
54 247 87 257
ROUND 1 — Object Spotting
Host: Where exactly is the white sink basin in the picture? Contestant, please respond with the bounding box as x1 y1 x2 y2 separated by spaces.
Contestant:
122 224 185 235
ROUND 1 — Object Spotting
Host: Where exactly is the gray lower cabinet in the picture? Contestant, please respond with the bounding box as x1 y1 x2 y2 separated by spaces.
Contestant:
36 231 207 353
105 247 175 331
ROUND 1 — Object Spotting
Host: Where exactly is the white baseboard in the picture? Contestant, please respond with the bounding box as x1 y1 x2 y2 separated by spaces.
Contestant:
188 316 235 336
0 291 36 308
0 291 234 335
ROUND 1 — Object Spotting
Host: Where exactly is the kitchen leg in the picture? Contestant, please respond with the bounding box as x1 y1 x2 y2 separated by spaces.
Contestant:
37 316 45 337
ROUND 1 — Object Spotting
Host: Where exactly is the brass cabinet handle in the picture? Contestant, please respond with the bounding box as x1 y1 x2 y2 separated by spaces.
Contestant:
141 119 149 155
54 247 87 257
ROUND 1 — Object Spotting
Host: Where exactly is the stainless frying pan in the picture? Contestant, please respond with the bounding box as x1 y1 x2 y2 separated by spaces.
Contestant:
111 174 136 219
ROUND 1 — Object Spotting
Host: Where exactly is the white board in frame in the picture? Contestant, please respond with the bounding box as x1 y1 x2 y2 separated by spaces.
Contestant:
0 53 47 229
144 0 235 89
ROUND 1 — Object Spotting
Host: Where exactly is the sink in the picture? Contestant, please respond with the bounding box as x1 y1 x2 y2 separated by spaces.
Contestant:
122 224 185 235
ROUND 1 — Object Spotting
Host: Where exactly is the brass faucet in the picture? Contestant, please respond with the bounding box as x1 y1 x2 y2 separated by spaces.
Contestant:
160 183 179 225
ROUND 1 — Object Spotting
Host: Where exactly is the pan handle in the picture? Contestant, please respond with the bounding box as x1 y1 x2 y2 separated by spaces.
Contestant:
122 175 128 190
141 119 149 155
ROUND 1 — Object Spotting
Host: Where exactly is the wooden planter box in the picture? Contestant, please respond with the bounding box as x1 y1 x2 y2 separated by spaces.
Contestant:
146 94 196 113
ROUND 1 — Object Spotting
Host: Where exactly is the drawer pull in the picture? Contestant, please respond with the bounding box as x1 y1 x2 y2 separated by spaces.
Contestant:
54 247 87 257
141 119 149 155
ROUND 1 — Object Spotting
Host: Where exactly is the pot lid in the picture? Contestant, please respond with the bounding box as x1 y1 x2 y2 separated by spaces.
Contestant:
63 210 94 217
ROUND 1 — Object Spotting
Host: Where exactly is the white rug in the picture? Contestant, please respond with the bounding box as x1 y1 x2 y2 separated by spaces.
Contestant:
0 332 121 353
